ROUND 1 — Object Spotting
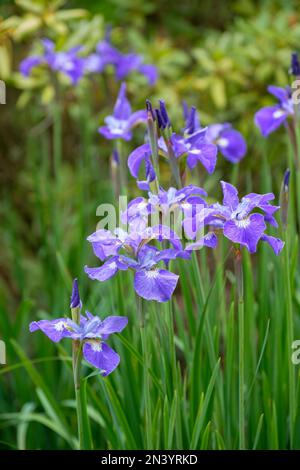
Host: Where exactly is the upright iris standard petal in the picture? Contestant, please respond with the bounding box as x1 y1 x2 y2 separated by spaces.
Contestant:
134 269 179 302
113 82 131 120
29 318 73 342
221 181 239 211
99 83 146 141
83 342 120 376
224 213 266 253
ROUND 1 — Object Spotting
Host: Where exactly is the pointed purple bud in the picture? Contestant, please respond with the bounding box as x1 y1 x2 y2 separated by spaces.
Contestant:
290 52 300 76
283 168 290 191
70 279 81 309
155 108 165 130
112 149 119 165
280 169 290 229
159 100 170 128
146 99 155 121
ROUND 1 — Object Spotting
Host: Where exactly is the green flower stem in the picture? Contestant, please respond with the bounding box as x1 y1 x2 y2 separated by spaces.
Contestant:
282 230 295 448
116 139 127 195
234 247 245 449
137 296 152 449
288 120 300 231
166 139 182 189
147 111 160 181
53 100 62 181
71 308 93 450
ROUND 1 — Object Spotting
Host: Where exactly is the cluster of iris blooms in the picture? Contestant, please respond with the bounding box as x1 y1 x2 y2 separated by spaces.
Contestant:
20 35 157 85
29 45 292 377
84 82 284 309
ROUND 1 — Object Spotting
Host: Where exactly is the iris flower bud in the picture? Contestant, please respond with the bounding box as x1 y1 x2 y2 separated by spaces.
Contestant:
280 168 290 230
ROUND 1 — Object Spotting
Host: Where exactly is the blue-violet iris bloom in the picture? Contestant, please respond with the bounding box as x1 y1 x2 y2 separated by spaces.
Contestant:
183 104 247 163
84 225 189 302
30 311 128 376
99 83 147 141
20 38 84 85
206 181 284 254
254 85 295 137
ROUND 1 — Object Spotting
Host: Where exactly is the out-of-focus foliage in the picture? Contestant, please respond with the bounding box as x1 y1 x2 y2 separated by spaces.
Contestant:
0 0 299 302
1 1 300 452
0 0 88 80
2 1 299 127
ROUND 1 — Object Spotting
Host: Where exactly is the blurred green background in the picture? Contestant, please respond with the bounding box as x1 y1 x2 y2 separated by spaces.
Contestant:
2 0 299 307
1 0 300 450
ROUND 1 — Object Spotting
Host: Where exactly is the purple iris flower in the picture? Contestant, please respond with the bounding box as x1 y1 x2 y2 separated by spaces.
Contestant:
98 83 147 141
30 311 128 376
205 123 247 163
89 38 158 85
170 131 218 173
128 129 218 179
206 181 284 254
183 104 246 163
254 85 295 137
85 225 189 302
20 38 84 85
121 185 217 249
122 185 206 229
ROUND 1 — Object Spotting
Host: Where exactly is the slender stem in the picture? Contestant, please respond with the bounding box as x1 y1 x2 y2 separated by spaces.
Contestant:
234 247 245 449
53 100 62 181
287 120 300 232
283 231 295 447
72 341 84 447
166 139 182 189
116 139 127 195
71 307 93 450
137 296 152 449
166 297 177 392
